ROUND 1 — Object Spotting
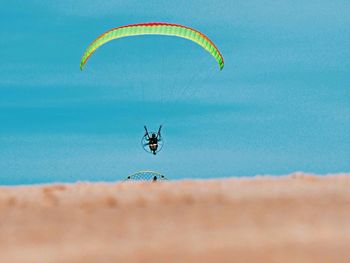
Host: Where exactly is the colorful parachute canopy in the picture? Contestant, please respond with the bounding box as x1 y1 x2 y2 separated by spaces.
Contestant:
80 22 224 70
124 170 168 181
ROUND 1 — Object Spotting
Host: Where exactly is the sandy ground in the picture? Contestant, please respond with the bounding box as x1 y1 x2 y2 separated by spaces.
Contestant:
0 173 349 263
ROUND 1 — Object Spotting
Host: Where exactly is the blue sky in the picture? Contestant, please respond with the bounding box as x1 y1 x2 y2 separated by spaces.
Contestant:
0 0 349 184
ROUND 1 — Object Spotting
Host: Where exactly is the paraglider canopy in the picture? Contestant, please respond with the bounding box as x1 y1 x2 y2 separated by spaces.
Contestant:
80 22 224 70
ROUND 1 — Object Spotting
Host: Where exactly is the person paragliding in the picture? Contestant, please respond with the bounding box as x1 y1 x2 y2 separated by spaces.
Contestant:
142 125 163 155
80 22 225 155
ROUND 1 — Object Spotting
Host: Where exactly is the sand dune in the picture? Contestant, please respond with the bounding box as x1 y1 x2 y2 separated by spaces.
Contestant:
0 173 349 263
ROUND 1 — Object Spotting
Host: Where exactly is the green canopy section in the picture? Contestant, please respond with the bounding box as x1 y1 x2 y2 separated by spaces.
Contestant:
80 22 224 70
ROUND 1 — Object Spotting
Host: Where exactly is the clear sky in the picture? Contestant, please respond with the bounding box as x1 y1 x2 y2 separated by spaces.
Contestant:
0 0 349 184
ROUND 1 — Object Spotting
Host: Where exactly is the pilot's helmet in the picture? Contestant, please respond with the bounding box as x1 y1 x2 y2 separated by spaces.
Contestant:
152 133 156 138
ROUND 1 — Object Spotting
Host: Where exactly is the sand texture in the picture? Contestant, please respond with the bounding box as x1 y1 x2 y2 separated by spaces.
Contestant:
0 173 349 263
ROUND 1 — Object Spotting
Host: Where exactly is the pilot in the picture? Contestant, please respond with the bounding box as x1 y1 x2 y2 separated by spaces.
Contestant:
143 125 162 155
